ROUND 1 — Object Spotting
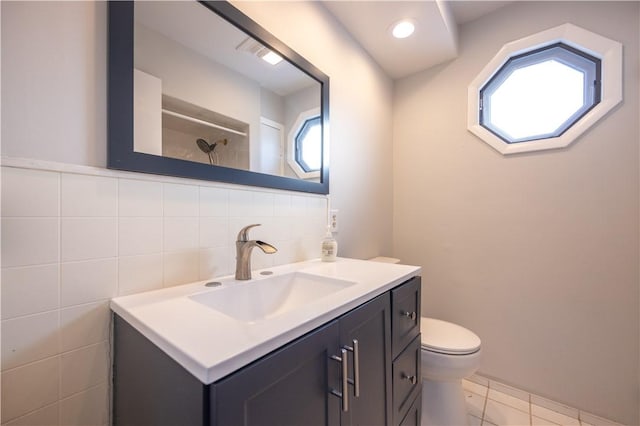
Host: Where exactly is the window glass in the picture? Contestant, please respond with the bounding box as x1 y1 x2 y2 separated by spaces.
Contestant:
295 116 321 172
480 43 600 143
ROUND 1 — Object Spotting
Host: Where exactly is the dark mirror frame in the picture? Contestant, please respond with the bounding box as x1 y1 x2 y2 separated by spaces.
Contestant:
107 1 330 194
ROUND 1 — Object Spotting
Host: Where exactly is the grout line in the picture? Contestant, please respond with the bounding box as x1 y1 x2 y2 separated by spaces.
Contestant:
3 400 59 426
480 380 490 425
58 380 109 403
56 171 62 426
529 393 533 426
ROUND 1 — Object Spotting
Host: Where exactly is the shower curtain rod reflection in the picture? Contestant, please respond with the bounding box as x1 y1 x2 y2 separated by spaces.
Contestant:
161 108 247 137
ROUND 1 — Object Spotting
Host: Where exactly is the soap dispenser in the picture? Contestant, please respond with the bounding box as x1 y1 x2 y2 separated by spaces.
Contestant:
321 226 338 262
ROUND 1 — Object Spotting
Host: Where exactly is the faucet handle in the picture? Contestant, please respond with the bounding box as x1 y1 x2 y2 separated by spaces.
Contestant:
237 224 261 242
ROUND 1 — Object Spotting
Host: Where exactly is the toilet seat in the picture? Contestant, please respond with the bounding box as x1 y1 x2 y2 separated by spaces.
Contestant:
421 317 481 355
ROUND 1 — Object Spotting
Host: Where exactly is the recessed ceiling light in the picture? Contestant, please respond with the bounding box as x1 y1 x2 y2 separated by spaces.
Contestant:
261 50 283 65
391 20 415 39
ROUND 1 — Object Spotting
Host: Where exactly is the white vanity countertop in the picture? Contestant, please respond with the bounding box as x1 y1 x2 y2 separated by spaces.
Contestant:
110 257 421 384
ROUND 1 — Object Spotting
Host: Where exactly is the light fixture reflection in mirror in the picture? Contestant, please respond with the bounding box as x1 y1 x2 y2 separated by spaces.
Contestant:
133 1 321 182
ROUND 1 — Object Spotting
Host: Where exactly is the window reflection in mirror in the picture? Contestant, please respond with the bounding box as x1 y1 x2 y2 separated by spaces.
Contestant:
133 1 322 181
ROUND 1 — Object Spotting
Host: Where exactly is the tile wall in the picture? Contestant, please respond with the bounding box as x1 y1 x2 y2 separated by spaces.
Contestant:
0 162 328 425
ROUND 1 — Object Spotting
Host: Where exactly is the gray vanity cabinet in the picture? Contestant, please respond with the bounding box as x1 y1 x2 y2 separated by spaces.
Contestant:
214 321 342 426
113 277 421 426
216 292 392 426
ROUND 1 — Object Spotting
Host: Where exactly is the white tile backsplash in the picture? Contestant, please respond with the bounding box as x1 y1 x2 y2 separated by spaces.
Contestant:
1 357 60 424
252 191 275 216
61 174 117 217
199 247 233 280
60 259 117 307
61 218 117 261
117 254 164 296
163 250 200 287
163 217 199 252
60 342 109 398
1 164 328 424
5 402 59 426
59 383 109 426
2 265 59 319
269 240 298 265
59 302 110 352
199 186 229 217
290 194 308 216
228 189 253 217
118 179 162 217
1 311 60 371
199 216 230 248
1 167 59 217
273 193 293 217
2 218 59 267
163 182 199 217
118 217 162 256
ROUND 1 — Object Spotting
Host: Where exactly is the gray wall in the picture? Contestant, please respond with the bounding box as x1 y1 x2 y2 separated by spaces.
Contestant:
235 1 395 259
393 2 639 424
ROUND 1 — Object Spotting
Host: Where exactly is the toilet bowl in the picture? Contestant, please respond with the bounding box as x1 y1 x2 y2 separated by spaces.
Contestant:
420 317 481 426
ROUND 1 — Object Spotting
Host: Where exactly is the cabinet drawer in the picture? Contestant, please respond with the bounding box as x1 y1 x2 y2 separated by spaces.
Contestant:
392 334 421 426
391 276 421 359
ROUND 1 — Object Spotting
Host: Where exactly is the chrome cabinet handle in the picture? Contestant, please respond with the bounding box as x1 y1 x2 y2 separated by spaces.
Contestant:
401 373 417 384
330 348 349 412
343 339 360 397
402 310 417 321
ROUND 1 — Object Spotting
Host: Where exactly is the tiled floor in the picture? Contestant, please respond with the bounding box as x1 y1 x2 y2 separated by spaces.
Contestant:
462 376 623 426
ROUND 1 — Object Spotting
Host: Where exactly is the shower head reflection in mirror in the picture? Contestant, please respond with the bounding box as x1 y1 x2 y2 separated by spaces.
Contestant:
196 138 228 165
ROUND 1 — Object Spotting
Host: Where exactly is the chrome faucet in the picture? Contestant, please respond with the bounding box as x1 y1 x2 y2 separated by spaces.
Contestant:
235 224 277 280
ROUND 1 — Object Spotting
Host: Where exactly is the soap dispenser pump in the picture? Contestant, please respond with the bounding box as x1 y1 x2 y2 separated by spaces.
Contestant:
321 226 338 262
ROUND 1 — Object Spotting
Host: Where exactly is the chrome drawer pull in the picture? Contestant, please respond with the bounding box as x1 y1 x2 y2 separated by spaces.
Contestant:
402 310 417 321
329 348 349 412
343 339 360 397
401 373 417 385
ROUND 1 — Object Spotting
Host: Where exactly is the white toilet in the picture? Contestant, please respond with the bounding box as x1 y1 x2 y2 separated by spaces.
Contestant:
420 317 482 426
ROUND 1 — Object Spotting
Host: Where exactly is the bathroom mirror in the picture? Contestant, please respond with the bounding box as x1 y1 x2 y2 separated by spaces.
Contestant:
108 1 329 194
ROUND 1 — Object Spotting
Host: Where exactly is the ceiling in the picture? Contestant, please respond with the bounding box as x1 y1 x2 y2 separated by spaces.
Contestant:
321 1 511 79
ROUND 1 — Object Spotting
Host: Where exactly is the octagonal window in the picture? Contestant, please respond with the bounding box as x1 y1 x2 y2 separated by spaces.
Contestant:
468 24 622 155
295 116 322 173
480 43 601 144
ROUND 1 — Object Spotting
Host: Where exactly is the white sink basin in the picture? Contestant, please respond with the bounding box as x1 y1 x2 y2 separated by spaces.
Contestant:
189 272 357 323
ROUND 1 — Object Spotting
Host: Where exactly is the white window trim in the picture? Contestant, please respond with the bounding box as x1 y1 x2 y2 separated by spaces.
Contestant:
468 23 622 155
288 107 321 179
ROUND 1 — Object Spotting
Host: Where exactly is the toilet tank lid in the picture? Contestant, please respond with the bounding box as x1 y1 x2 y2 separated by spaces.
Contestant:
420 317 481 355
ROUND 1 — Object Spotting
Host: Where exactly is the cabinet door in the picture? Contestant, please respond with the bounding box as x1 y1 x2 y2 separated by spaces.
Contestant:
214 322 341 426
339 293 392 426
